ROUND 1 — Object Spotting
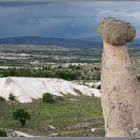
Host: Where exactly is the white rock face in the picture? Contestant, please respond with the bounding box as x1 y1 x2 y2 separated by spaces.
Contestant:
85 82 101 88
0 77 101 103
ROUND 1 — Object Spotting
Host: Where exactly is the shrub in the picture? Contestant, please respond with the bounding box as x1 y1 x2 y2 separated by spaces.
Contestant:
13 109 30 127
42 93 54 103
0 129 7 137
97 84 101 90
8 94 15 101
0 97 5 102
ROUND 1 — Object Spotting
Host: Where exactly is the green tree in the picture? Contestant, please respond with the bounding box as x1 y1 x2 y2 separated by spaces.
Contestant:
13 109 30 127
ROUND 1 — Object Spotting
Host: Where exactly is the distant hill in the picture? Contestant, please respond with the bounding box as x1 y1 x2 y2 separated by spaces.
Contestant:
0 36 139 48
130 38 140 46
79 36 102 42
81 36 140 47
0 36 102 48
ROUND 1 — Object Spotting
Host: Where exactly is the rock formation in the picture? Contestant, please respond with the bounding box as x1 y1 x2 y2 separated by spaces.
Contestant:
98 17 140 137
0 77 100 103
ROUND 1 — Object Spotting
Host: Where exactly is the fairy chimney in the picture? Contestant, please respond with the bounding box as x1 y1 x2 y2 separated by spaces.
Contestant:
98 17 140 137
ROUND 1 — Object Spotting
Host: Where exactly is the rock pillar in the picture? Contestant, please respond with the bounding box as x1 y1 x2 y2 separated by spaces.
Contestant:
98 17 140 137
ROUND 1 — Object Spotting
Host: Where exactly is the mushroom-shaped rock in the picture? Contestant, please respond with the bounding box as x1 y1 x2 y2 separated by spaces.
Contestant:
98 17 136 45
99 17 140 137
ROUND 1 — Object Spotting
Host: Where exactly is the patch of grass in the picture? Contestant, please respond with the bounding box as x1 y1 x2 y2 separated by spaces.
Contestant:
0 95 104 136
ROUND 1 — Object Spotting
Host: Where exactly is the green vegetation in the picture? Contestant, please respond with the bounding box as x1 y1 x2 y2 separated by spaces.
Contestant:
0 129 7 137
0 68 80 81
13 109 31 127
0 45 102 67
9 94 15 101
42 93 55 103
0 65 101 81
0 45 101 82
0 97 5 102
42 93 64 104
0 95 104 136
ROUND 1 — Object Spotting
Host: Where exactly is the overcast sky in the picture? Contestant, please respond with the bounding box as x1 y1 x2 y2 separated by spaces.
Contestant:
0 2 140 39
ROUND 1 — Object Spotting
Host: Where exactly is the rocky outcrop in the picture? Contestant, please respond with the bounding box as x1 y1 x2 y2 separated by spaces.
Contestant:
0 77 100 103
98 17 140 137
98 17 136 45
7 130 34 137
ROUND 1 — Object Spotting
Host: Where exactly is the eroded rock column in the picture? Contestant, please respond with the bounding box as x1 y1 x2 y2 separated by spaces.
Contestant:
98 17 140 137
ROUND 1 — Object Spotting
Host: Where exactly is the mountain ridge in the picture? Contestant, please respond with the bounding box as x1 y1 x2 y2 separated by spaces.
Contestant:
0 36 139 48
0 36 102 48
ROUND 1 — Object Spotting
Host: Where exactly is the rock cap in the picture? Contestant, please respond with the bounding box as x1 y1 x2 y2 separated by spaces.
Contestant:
98 17 136 45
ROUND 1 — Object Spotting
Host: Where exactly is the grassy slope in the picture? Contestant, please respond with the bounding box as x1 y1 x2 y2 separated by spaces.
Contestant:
0 95 104 137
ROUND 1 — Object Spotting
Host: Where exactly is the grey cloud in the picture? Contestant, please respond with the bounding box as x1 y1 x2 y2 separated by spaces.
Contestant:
0 2 139 39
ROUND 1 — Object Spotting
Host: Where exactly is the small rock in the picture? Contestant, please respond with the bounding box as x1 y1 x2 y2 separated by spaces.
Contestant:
91 128 96 132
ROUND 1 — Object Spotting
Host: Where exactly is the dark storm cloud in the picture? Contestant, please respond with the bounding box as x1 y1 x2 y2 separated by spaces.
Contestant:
0 2 140 39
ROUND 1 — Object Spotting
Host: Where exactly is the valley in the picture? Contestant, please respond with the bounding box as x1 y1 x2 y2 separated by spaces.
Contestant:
0 37 140 137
